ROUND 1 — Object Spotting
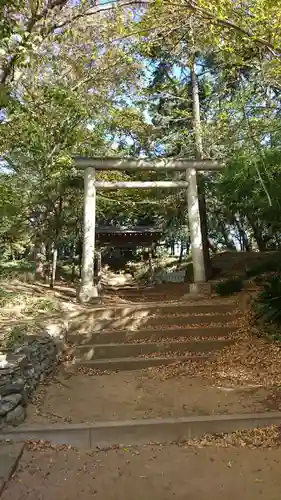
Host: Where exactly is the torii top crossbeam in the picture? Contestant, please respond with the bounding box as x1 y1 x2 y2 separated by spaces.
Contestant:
74 156 222 171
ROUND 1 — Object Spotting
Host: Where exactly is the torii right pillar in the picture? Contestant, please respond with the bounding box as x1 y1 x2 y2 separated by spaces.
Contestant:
186 167 212 296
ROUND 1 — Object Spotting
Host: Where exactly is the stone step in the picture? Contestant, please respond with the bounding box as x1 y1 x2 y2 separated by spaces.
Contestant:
69 302 238 333
73 339 232 360
148 313 234 327
77 302 237 318
86 312 235 332
104 285 180 291
73 355 210 371
2 413 281 449
68 326 236 344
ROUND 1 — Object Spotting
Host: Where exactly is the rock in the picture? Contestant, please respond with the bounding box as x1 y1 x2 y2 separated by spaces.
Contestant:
11 377 25 386
45 323 65 342
0 376 11 387
0 383 25 397
0 394 22 416
0 354 8 369
3 394 22 405
0 334 61 424
21 390 28 407
5 405 26 426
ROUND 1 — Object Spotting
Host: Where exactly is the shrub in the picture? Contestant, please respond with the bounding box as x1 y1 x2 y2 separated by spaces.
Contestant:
215 276 244 296
253 275 281 325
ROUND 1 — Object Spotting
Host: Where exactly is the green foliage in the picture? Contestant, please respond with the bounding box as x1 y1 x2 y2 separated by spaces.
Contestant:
253 275 281 325
215 276 244 296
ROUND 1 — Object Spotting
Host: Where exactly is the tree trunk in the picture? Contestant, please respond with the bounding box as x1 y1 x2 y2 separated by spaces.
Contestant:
178 242 184 264
78 247 82 279
148 246 153 283
235 218 250 251
208 239 217 254
50 242 58 290
50 196 63 289
191 57 212 279
219 222 236 250
97 250 102 289
274 235 281 250
71 242 76 282
34 242 46 280
254 236 267 252
44 245 51 284
248 220 267 251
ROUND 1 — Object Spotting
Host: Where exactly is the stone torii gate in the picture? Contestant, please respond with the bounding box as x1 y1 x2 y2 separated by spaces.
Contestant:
74 156 222 302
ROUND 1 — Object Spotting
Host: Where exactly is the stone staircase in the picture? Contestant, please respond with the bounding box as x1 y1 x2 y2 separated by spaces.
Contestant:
68 288 238 372
3 284 281 451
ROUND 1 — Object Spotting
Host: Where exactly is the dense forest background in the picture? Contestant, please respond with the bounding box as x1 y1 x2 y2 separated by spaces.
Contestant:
1 0 281 281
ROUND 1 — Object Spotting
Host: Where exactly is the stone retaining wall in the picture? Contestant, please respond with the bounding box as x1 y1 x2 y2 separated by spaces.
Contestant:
0 334 63 428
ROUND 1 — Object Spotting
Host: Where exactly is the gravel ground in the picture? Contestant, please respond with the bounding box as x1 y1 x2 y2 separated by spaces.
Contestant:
2 444 281 500
23 370 276 426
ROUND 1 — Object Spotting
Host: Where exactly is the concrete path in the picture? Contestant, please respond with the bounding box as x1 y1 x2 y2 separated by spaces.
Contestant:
24 371 275 425
0 442 24 496
2 444 281 500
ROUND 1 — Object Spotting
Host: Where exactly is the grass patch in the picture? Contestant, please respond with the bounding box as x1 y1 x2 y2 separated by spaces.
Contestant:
23 297 61 315
0 260 35 282
0 288 19 307
0 280 62 347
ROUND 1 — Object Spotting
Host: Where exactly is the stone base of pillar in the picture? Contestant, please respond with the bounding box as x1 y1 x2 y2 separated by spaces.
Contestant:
185 282 212 298
77 284 100 304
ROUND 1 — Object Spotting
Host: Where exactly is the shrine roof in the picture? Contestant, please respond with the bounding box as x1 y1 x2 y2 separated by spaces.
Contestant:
95 225 164 246
95 225 163 235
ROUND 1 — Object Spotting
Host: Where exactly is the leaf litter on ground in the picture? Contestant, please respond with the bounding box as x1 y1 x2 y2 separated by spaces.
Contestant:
180 425 281 450
150 310 281 388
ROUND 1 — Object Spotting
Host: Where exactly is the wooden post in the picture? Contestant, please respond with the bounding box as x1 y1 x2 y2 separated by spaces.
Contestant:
186 168 206 284
78 166 98 302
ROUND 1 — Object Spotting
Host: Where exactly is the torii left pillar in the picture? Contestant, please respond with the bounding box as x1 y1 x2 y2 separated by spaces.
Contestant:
78 166 99 302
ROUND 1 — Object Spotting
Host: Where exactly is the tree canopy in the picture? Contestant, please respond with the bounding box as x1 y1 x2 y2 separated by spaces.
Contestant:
1 0 281 278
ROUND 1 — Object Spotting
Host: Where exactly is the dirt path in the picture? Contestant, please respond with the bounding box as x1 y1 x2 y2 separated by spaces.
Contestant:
23 370 277 426
3 444 281 500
